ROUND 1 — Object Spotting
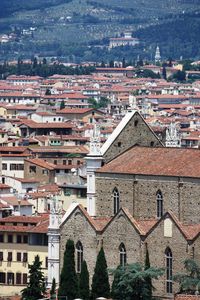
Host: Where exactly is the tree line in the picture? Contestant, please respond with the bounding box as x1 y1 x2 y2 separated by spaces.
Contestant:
0 58 96 79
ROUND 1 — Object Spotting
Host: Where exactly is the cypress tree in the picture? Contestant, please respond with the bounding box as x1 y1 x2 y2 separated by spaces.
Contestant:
58 239 78 300
79 260 90 300
144 248 152 300
50 278 56 299
91 247 110 300
21 255 46 300
60 99 65 110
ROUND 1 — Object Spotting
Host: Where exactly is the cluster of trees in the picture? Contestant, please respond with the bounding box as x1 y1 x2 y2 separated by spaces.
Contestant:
0 58 96 79
21 241 200 300
88 97 110 110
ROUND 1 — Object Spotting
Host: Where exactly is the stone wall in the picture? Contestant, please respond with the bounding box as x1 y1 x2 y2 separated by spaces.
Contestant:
95 173 200 224
103 112 162 163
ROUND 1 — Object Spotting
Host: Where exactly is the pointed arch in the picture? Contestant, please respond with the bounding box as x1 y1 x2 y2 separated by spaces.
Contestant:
119 243 127 267
156 190 163 218
113 187 120 215
76 241 83 273
165 247 173 294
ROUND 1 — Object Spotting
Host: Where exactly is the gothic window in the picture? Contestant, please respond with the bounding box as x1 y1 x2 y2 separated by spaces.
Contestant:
113 188 120 215
156 190 163 218
76 241 83 273
165 247 173 294
119 243 127 267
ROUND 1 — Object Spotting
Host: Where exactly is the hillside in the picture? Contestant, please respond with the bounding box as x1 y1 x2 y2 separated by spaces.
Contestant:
0 0 199 61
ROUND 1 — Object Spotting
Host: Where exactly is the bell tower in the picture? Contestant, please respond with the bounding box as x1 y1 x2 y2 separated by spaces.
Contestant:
47 196 62 288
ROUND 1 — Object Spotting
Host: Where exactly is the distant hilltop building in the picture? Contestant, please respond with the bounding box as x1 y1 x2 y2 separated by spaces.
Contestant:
109 31 139 49
155 45 161 63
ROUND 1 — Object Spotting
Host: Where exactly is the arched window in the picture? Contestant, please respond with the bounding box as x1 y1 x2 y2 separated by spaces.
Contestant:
113 188 120 215
165 247 173 294
119 243 126 267
76 241 83 273
156 190 163 218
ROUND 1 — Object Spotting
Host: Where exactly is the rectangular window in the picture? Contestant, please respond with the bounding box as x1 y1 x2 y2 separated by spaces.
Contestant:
0 252 3 261
29 166 36 173
17 235 22 243
2 163 7 170
16 273 21 285
7 272 14 285
8 235 13 243
63 160 66 165
23 235 28 243
68 160 72 165
10 164 23 170
42 170 48 175
7 252 12 262
0 234 4 243
17 252 21 262
23 273 27 284
54 160 57 165
23 253 28 263
0 272 5 283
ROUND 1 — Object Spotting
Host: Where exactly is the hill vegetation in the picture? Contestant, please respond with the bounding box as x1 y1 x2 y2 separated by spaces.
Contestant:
0 0 199 61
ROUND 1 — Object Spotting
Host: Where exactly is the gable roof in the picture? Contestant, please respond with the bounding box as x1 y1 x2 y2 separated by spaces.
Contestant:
98 146 200 179
100 111 162 156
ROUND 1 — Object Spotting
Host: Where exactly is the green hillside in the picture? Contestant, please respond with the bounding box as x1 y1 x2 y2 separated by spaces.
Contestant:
0 0 199 61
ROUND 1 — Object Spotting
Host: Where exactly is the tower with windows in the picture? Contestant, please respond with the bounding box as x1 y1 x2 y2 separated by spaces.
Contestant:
155 46 161 63
47 196 62 288
86 123 103 216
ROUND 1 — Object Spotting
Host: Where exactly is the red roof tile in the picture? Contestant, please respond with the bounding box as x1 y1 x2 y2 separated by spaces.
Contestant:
98 146 200 179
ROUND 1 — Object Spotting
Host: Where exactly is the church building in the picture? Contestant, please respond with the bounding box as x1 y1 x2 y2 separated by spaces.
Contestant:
48 111 200 299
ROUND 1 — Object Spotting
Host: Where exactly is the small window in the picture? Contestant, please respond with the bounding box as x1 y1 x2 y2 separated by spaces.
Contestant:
29 166 36 173
150 141 154 147
68 160 72 165
165 248 173 294
63 160 66 165
76 241 83 273
119 243 127 267
2 163 7 170
113 187 120 215
17 252 21 262
118 142 121 147
8 252 12 261
0 234 4 243
157 190 163 218
23 273 27 284
42 169 48 175
16 273 22 285
23 236 28 243
17 235 22 243
8 235 13 243
54 160 57 165
0 252 3 261
7 272 14 285
0 272 5 283
23 253 28 263
134 120 138 127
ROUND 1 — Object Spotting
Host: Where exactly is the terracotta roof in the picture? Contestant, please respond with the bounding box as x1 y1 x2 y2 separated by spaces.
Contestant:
175 295 200 300
20 119 73 129
0 197 33 206
25 158 55 170
58 108 93 114
98 146 200 179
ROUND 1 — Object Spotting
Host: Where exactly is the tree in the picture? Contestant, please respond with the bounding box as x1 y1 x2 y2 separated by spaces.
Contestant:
45 88 51 95
91 247 110 300
162 66 167 80
50 278 56 299
79 260 90 300
58 239 78 300
60 99 65 110
144 248 152 300
174 259 200 294
111 262 163 300
173 70 186 82
21 255 46 300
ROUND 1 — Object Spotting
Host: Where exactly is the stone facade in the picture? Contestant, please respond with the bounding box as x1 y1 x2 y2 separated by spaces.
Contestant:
95 173 200 224
103 112 162 163
57 111 200 299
